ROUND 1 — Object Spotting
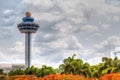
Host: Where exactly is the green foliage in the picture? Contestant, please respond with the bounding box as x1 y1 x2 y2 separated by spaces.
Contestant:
0 69 4 75
9 68 24 76
8 65 56 78
24 66 37 75
59 54 120 78
36 65 56 77
6 54 120 79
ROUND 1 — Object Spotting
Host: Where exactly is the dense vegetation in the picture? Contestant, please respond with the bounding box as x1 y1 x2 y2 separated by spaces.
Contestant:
1 54 120 80
59 54 120 78
8 65 56 78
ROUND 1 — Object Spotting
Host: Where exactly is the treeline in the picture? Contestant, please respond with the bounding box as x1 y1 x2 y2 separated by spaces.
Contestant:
1 54 120 79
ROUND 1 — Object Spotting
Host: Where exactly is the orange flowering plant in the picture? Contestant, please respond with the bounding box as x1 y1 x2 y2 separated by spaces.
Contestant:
39 74 86 80
14 74 88 80
15 74 96 80
99 73 120 80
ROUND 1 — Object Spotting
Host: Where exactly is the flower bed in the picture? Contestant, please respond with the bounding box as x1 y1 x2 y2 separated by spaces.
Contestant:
11 75 37 80
0 75 8 80
2 74 111 80
39 74 86 80
14 74 86 80
99 73 120 80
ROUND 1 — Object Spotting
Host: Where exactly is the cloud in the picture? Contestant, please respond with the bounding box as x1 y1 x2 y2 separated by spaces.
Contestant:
0 10 15 26
23 0 54 11
86 56 102 65
80 25 98 33
101 24 110 29
0 28 12 39
10 41 24 53
0 0 120 67
94 36 120 52
22 0 119 36
53 21 73 34
48 35 83 50
106 0 120 6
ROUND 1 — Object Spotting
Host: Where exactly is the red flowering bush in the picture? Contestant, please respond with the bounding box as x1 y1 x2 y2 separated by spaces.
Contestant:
99 73 120 80
38 74 86 80
10 74 95 80
14 74 86 80
86 78 95 80
11 75 37 80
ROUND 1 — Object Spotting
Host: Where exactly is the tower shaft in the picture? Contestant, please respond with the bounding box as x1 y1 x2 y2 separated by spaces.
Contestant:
25 32 31 67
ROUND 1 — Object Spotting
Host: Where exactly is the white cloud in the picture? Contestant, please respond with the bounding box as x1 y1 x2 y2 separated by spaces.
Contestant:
0 0 120 67
81 25 98 33
43 34 53 39
48 39 68 49
0 52 6 59
94 36 120 52
0 28 12 39
65 35 83 49
53 21 73 33
36 12 63 22
106 0 120 6
23 0 54 8
10 41 24 53
113 16 120 22
98 23 110 29
40 35 83 50
3 9 14 16
86 57 102 65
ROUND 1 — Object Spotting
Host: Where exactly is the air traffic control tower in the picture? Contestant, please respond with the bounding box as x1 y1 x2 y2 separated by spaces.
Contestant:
17 12 39 68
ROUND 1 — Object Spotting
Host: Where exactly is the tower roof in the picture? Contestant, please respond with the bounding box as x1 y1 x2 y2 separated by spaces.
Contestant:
25 11 31 17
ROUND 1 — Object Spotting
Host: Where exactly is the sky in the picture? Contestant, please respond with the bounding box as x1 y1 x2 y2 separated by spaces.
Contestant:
0 0 120 68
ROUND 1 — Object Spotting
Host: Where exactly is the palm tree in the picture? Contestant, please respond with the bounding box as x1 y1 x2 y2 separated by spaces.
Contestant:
112 57 120 72
59 54 76 74
81 63 92 78
59 54 84 75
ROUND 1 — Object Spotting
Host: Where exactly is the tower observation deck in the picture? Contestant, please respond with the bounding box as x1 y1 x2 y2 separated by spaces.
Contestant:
17 12 39 68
